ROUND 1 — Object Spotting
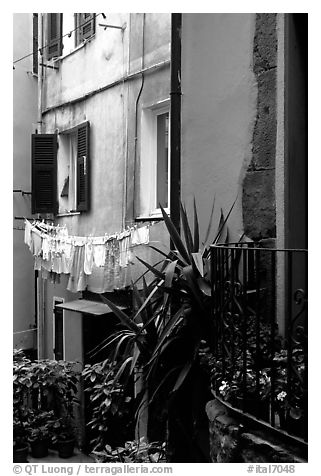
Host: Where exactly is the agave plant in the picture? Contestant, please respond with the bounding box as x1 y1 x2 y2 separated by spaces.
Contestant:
89 197 237 450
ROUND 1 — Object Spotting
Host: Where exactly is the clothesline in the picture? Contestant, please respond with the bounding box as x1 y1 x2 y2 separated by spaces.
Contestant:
25 218 152 243
24 219 152 293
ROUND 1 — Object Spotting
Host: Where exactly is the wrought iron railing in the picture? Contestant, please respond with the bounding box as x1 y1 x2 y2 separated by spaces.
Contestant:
210 243 308 443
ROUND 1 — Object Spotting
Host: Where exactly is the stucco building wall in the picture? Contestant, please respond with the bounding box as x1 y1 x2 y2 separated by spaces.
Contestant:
181 13 258 242
13 14 38 350
39 13 171 361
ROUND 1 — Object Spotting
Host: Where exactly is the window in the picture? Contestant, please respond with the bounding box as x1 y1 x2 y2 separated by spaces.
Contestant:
47 13 63 60
45 13 95 60
75 14 96 46
58 122 90 213
32 13 38 74
31 122 90 214
139 101 170 217
32 133 58 214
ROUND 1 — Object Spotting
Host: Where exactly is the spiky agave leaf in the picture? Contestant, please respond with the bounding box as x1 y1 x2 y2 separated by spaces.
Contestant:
193 197 200 253
160 204 191 265
180 202 194 256
101 295 141 334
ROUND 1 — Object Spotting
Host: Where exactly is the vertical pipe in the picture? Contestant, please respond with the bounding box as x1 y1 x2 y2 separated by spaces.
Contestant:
36 14 44 359
286 252 293 412
230 248 235 378
255 249 261 398
270 251 276 426
37 14 43 134
242 247 248 412
170 13 182 246
133 14 145 220
221 247 228 380
211 248 216 351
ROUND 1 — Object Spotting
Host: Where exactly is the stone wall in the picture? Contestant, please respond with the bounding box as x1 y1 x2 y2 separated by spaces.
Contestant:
243 13 277 240
206 398 307 463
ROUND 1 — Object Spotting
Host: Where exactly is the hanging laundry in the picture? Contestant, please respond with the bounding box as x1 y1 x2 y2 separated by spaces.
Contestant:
42 235 50 260
119 230 132 268
84 239 94 275
24 219 154 293
131 225 150 246
92 237 106 267
31 228 42 256
24 219 33 251
67 245 87 293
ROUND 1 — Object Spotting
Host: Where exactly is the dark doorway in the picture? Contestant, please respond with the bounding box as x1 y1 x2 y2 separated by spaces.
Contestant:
53 303 64 360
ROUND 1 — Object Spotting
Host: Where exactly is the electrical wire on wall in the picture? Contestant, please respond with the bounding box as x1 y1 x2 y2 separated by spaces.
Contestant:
13 13 106 68
132 13 146 219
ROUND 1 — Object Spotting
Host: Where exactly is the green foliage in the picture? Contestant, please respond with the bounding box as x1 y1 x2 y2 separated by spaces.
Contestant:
82 360 134 451
51 415 75 443
13 350 80 444
92 438 166 463
27 409 58 442
13 353 79 414
205 317 306 427
89 198 237 447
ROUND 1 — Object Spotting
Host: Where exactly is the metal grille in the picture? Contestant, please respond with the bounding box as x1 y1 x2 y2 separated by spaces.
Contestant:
210 243 308 442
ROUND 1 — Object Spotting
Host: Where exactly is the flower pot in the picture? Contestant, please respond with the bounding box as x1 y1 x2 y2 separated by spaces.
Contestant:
30 439 49 458
58 438 75 458
13 444 29 463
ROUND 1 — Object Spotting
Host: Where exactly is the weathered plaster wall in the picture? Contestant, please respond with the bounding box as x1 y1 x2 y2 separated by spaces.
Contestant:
42 14 170 235
42 275 81 359
13 14 38 349
41 13 170 267
181 13 257 242
43 14 129 110
243 14 277 240
40 14 171 360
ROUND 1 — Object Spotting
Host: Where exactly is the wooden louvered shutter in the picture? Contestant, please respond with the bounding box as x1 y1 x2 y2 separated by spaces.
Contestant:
76 123 90 212
32 134 57 214
47 13 62 60
77 13 95 44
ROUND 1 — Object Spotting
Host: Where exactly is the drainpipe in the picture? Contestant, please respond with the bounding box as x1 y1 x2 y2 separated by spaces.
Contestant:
170 13 182 242
37 14 43 134
37 13 45 359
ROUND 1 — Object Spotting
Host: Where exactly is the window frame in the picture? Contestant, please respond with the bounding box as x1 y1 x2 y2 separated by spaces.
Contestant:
45 13 96 62
31 133 58 215
46 13 63 60
32 13 38 75
58 122 90 214
139 100 171 219
74 13 96 47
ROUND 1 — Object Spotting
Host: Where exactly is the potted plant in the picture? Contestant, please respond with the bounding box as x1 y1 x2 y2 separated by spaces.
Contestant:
92 438 166 463
52 416 76 458
27 410 57 458
13 414 29 463
87 199 237 461
13 350 31 462
216 367 271 421
82 359 134 453
273 349 305 435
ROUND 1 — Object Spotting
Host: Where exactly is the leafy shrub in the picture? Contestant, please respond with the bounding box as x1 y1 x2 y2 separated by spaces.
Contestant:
82 359 134 451
92 438 166 463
